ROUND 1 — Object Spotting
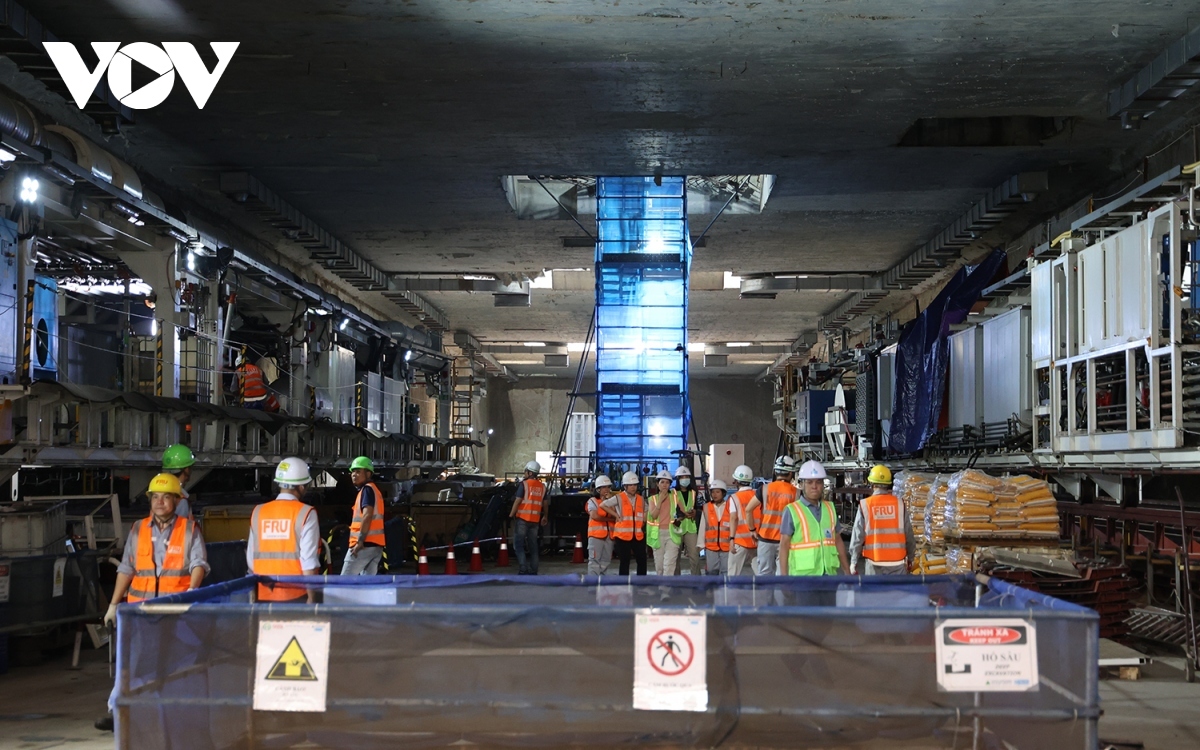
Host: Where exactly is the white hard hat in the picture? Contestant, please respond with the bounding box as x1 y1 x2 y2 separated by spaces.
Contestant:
732 464 754 484
709 479 728 492
773 455 797 474
673 465 692 477
621 471 640 486
655 469 672 481
275 457 312 486
797 459 827 480
594 474 613 488
524 460 541 474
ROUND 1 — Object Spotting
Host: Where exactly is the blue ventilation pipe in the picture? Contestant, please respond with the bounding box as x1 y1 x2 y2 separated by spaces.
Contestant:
594 176 691 478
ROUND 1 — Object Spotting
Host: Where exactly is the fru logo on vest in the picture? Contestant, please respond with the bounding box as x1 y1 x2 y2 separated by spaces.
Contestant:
43 42 239 110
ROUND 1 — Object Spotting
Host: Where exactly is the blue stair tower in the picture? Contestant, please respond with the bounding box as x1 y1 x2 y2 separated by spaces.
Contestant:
594 176 691 478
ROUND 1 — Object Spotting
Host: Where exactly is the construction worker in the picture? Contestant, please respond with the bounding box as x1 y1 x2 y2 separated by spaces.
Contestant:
600 471 647 575
509 460 546 575
725 480 756 575
235 351 270 409
849 465 916 575
247 457 321 601
699 479 736 575
663 465 701 576
96 473 209 732
742 455 797 575
342 456 385 575
728 464 759 574
161 444 196 519
646 469 673 575
585 474 616 575
780 460 850 576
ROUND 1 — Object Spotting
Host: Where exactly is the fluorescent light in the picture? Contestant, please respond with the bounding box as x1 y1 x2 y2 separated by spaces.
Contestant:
567 342 596 352
727 342 752 347
645 236 665 253
150 318 158 336
687 342 705 352
529 272 553 289
522 342 546 347
723 271 741 289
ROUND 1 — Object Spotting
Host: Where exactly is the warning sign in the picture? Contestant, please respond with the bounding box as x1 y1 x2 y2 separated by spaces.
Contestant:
254 620 330 712
633 611 706 712
935 618 1039 692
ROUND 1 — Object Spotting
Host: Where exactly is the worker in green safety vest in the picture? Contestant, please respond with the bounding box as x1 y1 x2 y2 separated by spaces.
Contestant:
663 465 701 576
779 460 850 576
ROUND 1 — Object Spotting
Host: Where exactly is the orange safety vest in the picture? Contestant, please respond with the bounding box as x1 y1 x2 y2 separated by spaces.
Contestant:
350 481 386 547
732 488 757 549
127 516 194 603
704 500 731 552
860 493 907 563
239 363 267 400
759 480 797 542
612 491 645 541
516 478 546 523
250 498 312 602
587 497 614 539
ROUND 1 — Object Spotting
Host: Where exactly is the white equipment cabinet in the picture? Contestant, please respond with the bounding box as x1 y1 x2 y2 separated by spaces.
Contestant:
948 327 983 431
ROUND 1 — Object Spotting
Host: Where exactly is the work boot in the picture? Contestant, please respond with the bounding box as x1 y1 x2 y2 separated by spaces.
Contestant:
95 714 114 731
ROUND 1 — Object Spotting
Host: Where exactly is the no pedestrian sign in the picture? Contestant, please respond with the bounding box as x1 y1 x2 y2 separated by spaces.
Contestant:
935 618 1039 692
253 620 331 712
633 611 707 712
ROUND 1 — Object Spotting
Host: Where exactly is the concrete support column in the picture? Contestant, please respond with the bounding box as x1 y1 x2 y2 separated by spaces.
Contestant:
122 241 182 400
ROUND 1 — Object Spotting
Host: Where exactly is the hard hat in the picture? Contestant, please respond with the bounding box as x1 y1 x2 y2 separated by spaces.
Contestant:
524 460 541 474
655 469 672 481
594 474 613 488
797 460 827 480
350 456 374 472
709 479 728 492
867 464 893 485
773 455 796 474
148 473 183 496
275 457 312 486
162 444 195 471
621 471 640 486
731 464 754 484
673 465 692 477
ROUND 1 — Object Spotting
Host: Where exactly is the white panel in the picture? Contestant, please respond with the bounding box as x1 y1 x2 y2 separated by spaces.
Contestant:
1116 226 1150 341
382 377 404 434
708 444 744 485
1079 245 1106 352
948 327 982 429
366 372 383 431
982 307 1031 425
565 412 596 474
876 344 896 420
1030 262 1052 364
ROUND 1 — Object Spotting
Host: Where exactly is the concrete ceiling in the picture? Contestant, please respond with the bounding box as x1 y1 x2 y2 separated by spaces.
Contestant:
14 0 1200 377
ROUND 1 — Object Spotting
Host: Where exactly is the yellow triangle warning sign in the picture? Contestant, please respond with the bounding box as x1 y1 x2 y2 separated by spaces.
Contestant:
265 636 318 681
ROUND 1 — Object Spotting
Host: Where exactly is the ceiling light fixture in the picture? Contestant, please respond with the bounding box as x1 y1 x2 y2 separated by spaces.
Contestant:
522 342 546 347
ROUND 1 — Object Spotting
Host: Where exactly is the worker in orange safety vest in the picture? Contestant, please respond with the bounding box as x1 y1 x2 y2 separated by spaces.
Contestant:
848 465 915 575
698 480 736 575
248 457 321 601
585 474 617 575
509 460 547 575
599 471 647 575
342 455 386 575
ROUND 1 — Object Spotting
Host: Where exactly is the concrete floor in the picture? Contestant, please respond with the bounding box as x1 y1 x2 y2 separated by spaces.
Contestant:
1 619 1198 750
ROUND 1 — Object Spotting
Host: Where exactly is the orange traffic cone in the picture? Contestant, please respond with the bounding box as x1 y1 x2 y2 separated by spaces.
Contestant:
497 539 510 567
417 545 429 575
469 543 484 573
572 534 585 564
444 547 459 575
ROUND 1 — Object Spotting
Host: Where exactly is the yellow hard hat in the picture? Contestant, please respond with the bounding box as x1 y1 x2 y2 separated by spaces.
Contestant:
148 472 183 496
867 465 892 485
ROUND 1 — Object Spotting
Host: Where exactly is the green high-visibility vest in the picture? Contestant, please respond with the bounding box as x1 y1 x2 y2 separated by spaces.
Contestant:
669 490 697 544
785 500 841 576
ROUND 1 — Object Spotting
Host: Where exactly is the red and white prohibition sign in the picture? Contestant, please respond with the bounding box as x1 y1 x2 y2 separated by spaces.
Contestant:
647 628 695 676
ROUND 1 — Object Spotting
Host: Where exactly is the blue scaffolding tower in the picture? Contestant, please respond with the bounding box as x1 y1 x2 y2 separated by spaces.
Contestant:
594 176 691 477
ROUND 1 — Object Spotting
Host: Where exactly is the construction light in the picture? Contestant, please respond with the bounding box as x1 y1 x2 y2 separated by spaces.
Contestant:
187 251 196 272
0 148 16 164
18 176 38 203
404 350 413 362
339 318 349 331
487 428 494 435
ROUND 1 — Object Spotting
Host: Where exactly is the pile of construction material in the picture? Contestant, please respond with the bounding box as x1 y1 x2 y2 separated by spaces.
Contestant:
986 561 1137 640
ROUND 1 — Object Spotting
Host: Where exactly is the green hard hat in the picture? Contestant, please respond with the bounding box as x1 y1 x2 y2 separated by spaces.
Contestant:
350 456 374 472
162 444 195 471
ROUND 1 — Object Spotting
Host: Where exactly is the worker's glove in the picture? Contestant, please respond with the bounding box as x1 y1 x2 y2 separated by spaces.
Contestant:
104 603 118 628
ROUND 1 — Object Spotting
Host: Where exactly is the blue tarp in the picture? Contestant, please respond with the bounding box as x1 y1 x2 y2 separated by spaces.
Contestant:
889 249 1008 454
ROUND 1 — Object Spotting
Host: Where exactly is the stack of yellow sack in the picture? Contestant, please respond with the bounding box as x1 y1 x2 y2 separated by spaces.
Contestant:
912 546 947 574
946 545 974 573
895 471 936 544
924 476 949 546
942 470 1060 540
1007 475 1060 538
